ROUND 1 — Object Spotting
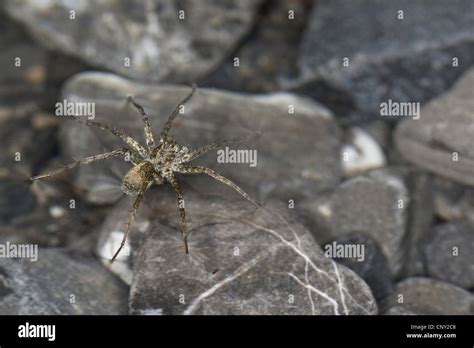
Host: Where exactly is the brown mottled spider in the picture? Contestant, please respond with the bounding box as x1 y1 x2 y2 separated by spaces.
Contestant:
31 86 260 262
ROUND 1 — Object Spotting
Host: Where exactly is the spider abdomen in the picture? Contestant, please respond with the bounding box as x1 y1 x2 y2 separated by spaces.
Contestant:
122 161 155 195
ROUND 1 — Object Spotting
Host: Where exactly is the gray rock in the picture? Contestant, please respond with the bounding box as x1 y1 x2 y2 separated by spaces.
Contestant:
96 197 153 285
309 168 408 274
0 9 47 108
395 68 474 186
341 127 386 177
383 305 416 315
433 177 474 224
127 187 377 315
59 72 342 204
0 179 36 223
0 108 59 180
4 0 261 83
201 0 313 93
0 9 88 109
324 234 393 302
0 248 128 314
422 222 474 289
382 277 474 315
399 172 434 277
289 0 474 122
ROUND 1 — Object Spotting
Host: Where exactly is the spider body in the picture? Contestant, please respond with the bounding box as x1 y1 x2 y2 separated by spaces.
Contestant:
31 86 259 262
122 161 155 195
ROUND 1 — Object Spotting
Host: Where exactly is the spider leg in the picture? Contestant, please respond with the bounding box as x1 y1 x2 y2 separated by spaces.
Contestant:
30 148 138 181
110 179 150 263
127 96 155 150
178 165 260 208
184 135 246 162
71 116 148 158
160 85 197 141
167 175 189 254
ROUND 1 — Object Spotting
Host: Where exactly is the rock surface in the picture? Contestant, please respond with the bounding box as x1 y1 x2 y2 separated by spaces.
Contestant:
309 168 408 274
4 0 261 83
324 234 393 301
127 187 377 315
290 0 474 121
399 172 434 277
433 177 474 224
422 222 474 289
382 278 474 315
0 248 128 314
395 69 474 186
0 179 36 223
201 0 313 93
0 8 87 109
59 72 342 204
96 197 153 285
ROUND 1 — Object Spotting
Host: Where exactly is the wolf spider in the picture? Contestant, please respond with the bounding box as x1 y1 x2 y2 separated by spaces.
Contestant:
31 86 260 262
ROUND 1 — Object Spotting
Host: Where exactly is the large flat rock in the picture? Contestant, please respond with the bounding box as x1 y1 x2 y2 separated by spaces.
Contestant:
290 0 474 122
58 72 342 205
0 248 128 314
125 187 377 315
395 69 474 186
4 0 261 83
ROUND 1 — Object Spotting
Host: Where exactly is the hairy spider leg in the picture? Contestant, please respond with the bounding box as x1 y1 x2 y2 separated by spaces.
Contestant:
110 178 151 262
178 165 261 208
71 115 148 158
127 96 155 150
184 135 247 162
167 175 189 254
30 148 138 181
160 85 197 141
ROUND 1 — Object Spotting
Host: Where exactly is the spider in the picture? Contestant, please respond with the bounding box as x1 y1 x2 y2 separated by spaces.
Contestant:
31 86 260 262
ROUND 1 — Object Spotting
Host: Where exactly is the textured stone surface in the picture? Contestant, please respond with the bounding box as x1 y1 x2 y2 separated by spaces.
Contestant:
0 108 59 180
290 0 474 121
0 179 36 223
433 177 474 224
96 197 153 285
395 69 474 186
324 234 393 302
340 127 386 177
383 278 474 315
0 8 87 108
127 187 377 315
399 172 434 277
0 248 128 314
59 72 342 204
383 305 416 315
4 0 261 83
422 222 474 289
201 0 312 93
309 168 408 274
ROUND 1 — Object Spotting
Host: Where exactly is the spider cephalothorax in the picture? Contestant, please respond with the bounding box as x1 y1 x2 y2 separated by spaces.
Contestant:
31 86 259 262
